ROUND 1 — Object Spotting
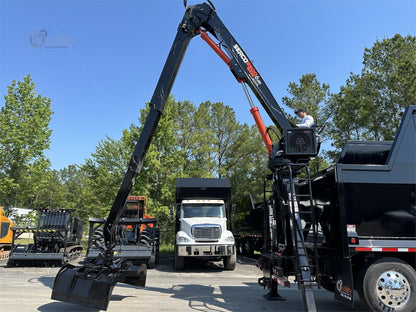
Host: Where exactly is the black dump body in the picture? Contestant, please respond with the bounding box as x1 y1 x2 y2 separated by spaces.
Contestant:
8 209 84 266
229 194 265 256
299 106 416 253
229 194 264 236
176 178 231 202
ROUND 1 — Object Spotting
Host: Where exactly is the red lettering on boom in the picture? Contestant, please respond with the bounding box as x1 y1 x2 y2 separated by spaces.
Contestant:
246 62 258 77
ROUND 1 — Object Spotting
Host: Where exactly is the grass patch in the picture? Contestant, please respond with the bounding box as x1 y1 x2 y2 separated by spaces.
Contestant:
14 237 34 244
159 243 174 255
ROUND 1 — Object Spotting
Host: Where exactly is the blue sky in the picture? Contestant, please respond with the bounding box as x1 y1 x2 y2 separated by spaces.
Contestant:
1 0 415 170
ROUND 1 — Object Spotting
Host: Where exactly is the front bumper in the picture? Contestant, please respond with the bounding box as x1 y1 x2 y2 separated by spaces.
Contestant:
177 244 234 257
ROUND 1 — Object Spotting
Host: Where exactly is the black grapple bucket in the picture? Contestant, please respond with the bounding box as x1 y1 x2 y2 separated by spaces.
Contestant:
51 262 147 310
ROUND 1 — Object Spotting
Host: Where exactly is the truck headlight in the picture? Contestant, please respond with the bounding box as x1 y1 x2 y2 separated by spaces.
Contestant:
224 235 234 242
178 236 190 243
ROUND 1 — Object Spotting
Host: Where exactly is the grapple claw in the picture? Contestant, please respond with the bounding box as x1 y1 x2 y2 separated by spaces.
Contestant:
51 261 147 310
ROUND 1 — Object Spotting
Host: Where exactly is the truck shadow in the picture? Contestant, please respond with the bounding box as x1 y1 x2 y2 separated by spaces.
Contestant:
155 255 224 273
155 254 259 273
35 255 368 311
118 282 369 312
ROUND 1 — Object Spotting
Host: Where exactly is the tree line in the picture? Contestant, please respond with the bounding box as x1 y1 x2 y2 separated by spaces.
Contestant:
1 34 415 241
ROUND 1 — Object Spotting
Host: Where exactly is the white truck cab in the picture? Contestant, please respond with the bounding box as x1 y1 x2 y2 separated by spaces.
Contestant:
174 179 236 270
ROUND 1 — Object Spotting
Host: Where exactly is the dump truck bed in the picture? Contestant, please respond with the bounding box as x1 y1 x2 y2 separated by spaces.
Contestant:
303 105 416 239
176 178 231 201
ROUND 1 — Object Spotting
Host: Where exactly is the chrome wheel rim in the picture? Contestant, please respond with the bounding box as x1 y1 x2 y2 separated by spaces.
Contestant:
376 270 410 308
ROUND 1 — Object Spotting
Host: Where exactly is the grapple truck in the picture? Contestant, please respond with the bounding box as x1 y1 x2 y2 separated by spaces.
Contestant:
50 2 319 309
257 105 416 311
49 1 415 311
174 178 235 270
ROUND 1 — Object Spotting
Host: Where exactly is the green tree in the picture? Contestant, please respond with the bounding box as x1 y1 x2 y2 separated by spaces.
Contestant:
228 125 270 202
30 169 66 209
83 96 183 237
0 75 53 212
175 100 211 177
327 34 416 159
84 135 129 217
59 165 96 222
282 73 330 126
194 101 253 179
82 97 267 242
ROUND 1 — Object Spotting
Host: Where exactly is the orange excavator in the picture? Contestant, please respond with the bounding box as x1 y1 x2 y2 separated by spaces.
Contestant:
122 196 155 232
0 207 13 260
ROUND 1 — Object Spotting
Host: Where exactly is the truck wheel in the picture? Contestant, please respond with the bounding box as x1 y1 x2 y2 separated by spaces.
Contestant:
148 256 156 269
237 240 243 255
154 228 160 264
361 257 416 312
174 251 184 270
245 241 254 257
223 252 236 270
93 228 105 248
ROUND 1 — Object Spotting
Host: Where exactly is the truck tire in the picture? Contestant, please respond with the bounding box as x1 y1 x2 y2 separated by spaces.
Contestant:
361 257 416 312
237 240 243 255
245 240 254 257
140 228 152 246
154 228 160 264
223 252 236 270
174 251 184 270
92 228 105 248
148 256 156 269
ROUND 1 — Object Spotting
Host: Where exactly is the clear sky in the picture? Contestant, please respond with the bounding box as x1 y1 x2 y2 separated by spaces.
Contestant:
1 0 415 170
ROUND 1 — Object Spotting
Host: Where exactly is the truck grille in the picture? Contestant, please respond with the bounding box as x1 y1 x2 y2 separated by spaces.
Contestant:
192 225 221 240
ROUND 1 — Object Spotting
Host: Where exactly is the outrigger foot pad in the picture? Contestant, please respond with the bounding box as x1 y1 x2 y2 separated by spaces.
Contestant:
51 261 147 310
263 291 286 301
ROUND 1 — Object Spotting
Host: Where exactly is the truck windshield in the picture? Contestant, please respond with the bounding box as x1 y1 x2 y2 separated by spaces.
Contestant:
181 204 225 218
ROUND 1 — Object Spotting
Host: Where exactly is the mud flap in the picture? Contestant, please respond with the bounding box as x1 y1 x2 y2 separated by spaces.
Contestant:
333 258 354 307
51 262 147 310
